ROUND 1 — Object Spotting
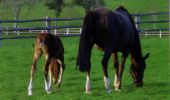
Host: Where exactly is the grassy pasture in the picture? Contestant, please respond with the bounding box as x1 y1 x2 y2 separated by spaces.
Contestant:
0 36 169 100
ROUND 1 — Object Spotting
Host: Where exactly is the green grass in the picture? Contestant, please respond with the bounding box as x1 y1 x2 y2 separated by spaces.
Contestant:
0 36 169 100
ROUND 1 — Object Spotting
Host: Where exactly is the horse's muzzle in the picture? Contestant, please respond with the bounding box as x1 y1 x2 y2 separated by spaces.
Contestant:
133 81 143 87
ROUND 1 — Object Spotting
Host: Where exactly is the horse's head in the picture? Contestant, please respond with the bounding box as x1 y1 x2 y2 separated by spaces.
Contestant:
130 53 150 87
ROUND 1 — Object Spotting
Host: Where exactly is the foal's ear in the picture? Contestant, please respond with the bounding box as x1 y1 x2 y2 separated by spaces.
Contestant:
143 53 150 60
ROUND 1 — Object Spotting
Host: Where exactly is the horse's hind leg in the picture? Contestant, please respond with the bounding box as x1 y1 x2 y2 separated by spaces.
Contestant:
28 47 42 96
44 55 51 94
102 49 112 93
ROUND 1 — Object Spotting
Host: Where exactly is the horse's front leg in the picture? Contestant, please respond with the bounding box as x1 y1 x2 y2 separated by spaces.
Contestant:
44 55 52 94
114 52 128 91
85 67 91 94
112 52 120 91
28 47 42 96
102 49 112 93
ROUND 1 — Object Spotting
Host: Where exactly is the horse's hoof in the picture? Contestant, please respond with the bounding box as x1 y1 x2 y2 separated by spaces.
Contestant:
85 91 91 94
115 88 121 92
107 89 112 93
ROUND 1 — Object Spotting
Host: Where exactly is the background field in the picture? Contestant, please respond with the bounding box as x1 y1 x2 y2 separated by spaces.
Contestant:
0 36 169 100
0 0 168 20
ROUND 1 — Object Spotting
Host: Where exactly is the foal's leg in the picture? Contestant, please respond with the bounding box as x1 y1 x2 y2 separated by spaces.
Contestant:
48 64 52 90
28 47 42 96
114 52 128 91
85 67 91 94
102 49 112 93
57 59 64 87
44 55 52 94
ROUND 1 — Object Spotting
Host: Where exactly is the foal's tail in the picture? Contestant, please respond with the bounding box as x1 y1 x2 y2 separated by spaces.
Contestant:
76 11 95 72
50 58 60 84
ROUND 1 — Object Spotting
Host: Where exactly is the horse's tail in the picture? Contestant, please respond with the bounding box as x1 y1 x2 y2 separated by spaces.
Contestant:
76 11 95 72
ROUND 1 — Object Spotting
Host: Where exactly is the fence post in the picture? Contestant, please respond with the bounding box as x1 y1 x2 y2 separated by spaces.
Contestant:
29 30 32 35
134 15 141 31
66 28 69 35
45 16 51 33
6 26 9 35
17 26 20 35
80 28 82 34
54 29 57 35
159 30 162 38
145 31 148 37
152 15 157 29
0 17 2 46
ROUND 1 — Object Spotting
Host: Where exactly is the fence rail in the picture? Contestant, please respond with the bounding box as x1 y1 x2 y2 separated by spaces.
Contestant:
0 12 169 40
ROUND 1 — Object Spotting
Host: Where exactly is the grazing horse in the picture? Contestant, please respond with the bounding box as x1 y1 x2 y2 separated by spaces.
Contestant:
77 6 149 93
28 33 65 96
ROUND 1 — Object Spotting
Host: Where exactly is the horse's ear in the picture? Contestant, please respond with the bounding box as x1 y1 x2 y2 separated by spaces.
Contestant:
143 53 150 60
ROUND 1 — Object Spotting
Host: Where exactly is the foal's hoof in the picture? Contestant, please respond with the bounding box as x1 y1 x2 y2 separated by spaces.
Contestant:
46 90 51 94
28 89 32 96
85 90 91 94
28 92 32 96
57 84 61 88
46 88 51 94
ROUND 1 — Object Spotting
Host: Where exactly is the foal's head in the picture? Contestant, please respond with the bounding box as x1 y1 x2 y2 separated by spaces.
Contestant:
130 53 150 87
36 33 49 48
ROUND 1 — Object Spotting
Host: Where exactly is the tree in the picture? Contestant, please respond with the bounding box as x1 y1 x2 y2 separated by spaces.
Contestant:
72 0 105 13
2 0 38 27
45 0 64 17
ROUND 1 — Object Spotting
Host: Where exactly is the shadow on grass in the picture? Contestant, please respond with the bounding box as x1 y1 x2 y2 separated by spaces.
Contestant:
144 82 170 95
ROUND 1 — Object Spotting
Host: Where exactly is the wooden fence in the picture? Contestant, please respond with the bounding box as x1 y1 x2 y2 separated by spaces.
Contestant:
0 12 169 40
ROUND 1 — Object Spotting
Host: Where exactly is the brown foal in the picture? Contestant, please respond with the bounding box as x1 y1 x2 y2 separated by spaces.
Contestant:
28 33 65 96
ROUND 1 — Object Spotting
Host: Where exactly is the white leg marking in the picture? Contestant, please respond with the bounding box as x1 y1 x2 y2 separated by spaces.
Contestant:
57 67 63 85
57 59 63 86
44 80 51 94
104 76 112 93
49 70 52 89
114 74 121 91
85 75 91 94
114 74 118 87
28 79 33 96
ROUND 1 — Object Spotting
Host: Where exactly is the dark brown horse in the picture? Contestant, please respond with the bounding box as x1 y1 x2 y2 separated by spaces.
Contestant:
77 6 149 93
28 33 65 96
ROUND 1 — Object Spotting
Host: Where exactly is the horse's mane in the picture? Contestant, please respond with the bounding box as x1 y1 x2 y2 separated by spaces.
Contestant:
116 6 128 12
116 6 138 33
116 6 142 60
